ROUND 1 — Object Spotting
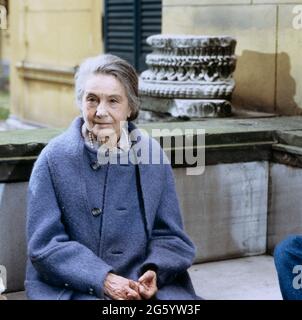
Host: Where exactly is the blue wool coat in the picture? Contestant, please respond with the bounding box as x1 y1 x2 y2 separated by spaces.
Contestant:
25 116 199 300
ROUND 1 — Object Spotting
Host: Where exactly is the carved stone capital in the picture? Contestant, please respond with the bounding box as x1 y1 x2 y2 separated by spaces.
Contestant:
139 34 237 118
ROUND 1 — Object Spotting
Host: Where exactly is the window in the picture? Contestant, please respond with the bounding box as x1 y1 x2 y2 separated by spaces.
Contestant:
104 0 162 73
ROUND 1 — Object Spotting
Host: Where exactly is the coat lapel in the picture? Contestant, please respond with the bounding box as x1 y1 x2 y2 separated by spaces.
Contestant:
128 122 164 239
136 163 160 239
64 117 101 247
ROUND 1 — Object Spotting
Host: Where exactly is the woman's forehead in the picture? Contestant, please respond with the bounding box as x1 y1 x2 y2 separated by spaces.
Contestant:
84 73 126 96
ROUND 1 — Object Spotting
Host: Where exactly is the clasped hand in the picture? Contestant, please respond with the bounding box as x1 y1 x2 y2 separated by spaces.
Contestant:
104 270 157 300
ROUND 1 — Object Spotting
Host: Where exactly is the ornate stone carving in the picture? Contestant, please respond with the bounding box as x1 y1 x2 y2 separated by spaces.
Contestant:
139 34 237 118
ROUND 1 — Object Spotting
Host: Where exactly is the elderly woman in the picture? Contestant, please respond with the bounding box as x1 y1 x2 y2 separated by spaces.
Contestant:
25 54 200 300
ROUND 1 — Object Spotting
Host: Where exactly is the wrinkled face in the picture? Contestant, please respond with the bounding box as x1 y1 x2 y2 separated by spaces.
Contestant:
82 73 131 145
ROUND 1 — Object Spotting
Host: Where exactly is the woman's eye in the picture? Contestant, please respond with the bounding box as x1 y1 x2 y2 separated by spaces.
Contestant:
110 99 118 104
87 97 98 103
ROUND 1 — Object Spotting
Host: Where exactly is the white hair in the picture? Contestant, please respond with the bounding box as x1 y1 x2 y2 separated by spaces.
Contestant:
74 54 140 121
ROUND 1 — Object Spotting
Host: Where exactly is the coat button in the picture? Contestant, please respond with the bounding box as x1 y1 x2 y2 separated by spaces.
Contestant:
90 161 100 170
91 208 102 217
89 288 94 295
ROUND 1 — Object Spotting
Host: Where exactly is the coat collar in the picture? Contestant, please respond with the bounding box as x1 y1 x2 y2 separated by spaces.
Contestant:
63 116 140 154
81 121 132 153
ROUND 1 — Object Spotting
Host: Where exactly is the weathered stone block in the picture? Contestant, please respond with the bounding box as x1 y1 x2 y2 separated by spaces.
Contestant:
268 163 302 252
0 183 28 292
175 162 269 262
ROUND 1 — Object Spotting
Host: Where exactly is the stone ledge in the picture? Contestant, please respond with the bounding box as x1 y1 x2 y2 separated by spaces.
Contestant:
272 145 302 168
1 116 302 181
271 130 302 168
275 130 302 149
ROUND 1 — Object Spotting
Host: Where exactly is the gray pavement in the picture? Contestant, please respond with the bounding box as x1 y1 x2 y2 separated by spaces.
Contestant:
189 255 282 300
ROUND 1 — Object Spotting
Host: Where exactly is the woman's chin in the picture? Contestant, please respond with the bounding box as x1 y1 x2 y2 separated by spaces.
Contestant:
93 127 118 141
93 126 114 135
95 123 112 129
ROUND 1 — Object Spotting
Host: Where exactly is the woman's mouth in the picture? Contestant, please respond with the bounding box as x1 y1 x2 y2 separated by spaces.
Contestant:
95 123 112 127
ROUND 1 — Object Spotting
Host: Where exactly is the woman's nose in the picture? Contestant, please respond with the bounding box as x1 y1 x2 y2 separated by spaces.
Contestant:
96 103 109 117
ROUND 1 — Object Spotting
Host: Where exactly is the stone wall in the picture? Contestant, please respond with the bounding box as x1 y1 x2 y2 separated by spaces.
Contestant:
0 183 27 292
268 163 302 252
162 0 302 116
177 162 268 262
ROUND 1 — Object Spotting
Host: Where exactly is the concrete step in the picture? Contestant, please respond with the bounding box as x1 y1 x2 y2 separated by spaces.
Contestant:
5 255 282 300
189 255 282 300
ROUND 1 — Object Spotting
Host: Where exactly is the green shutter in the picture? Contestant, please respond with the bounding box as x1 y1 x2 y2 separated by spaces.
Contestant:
104 0 162 72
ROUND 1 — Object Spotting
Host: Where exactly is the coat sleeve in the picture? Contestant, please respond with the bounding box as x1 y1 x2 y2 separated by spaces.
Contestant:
26 148 113 299
139 161 197 288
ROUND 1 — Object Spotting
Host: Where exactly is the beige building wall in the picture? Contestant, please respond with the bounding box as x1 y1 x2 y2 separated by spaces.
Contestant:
0 1 10 86
10 0 103 127
1 21 10 64
163 0 302 115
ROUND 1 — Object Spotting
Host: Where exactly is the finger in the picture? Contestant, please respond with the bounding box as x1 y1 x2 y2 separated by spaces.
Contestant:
138 275 146 282
139 270 155 283
117 297 125 300
126 293 139 300
139 284 154 300
139 284 147 294
138 273 150 283
129 280 140 292
139 283 154 296
126 288 140 300
139 276 152 287
127 292 142 300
